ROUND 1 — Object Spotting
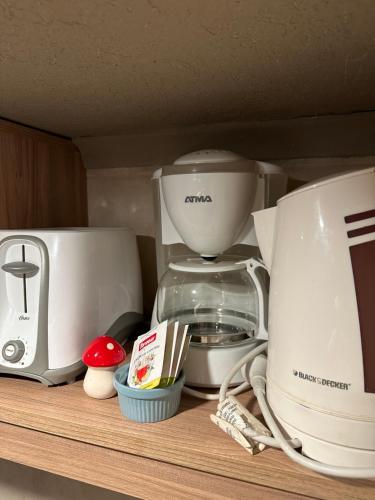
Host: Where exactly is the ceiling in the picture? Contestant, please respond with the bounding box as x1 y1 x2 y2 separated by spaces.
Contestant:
0 0 374 138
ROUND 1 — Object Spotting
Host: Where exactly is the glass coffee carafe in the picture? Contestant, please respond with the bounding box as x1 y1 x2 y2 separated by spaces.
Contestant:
156 259 260 346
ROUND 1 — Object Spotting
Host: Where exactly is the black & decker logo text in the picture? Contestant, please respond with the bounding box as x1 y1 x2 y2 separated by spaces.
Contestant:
293 370 351 390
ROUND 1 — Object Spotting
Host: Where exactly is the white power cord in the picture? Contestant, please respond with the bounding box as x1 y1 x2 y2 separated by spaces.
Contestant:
218 342 268 402
249 354 375 479
182 341 268 401
218 342 300 449
183 381 250 401
183 342 293 449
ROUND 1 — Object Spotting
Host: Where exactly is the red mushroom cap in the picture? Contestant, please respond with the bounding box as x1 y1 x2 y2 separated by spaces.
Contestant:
82 336 126 368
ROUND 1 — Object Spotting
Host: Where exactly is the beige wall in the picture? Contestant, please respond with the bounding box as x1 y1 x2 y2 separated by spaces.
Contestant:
87 166 155 237
87 166 157 316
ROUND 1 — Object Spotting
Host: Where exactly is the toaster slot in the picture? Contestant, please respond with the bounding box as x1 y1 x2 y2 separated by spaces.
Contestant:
3 244 41 315
1 245 40 314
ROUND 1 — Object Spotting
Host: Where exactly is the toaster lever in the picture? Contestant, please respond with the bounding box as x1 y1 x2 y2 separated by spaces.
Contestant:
2 261 39 278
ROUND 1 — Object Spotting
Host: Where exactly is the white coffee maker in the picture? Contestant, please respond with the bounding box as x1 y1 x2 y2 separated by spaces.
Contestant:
152 150 287 279
151 150 287 388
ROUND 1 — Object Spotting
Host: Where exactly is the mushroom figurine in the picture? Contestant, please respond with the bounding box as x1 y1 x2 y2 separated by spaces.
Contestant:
82 336 126 399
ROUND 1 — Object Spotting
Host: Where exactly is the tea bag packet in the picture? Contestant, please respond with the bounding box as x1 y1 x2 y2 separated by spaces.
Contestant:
170 324 190 384
127 320 168 389
176 325 190 379
168 322 185 383
159 321 177 387
128 320 191 389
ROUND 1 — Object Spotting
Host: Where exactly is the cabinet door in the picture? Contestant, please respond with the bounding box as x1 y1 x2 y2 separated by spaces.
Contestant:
0 120 87 228
0 131 34 228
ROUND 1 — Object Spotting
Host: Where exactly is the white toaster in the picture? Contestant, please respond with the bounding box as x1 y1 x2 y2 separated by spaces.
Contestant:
0 228 142 385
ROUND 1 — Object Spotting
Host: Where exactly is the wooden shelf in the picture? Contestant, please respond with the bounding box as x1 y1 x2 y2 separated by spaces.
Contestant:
0 376 373 499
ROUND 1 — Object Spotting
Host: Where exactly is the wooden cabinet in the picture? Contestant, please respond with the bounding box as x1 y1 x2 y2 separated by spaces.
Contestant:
0 119 87 229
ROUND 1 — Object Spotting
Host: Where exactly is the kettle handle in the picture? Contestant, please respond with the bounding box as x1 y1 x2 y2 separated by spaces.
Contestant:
244 257 269 341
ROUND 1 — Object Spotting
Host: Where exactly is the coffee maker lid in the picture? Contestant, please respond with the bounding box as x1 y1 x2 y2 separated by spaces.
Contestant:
175 150 244 165
169 258 246 273
161 150 256 176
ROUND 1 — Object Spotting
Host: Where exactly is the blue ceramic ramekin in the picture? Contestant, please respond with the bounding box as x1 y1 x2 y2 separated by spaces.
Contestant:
113 364 185 423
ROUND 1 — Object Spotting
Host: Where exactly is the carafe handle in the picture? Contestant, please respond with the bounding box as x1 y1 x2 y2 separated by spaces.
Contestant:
244 257 269 341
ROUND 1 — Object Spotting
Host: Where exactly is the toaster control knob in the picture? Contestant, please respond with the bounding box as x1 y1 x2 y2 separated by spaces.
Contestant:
2 340 25 363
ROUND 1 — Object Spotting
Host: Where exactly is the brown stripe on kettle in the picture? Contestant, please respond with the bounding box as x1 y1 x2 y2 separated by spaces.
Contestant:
345 209 375 223
349 239 375 393
347 224 375 238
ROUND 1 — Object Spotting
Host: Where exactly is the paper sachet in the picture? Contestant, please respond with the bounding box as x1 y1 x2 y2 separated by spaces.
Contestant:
127 320 168 389
127 320 190 389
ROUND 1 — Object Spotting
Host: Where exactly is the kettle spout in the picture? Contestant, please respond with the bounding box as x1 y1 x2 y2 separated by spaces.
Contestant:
252 206 277 270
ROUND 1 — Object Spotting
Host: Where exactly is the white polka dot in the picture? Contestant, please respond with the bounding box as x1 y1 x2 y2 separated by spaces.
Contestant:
107 342 114 350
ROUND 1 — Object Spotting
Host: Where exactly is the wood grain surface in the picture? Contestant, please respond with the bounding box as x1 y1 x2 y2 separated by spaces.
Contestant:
0 377 373 500
0 422 303 500
0 118 87 228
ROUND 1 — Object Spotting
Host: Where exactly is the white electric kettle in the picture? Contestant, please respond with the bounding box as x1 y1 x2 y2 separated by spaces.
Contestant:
252 167 375 469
